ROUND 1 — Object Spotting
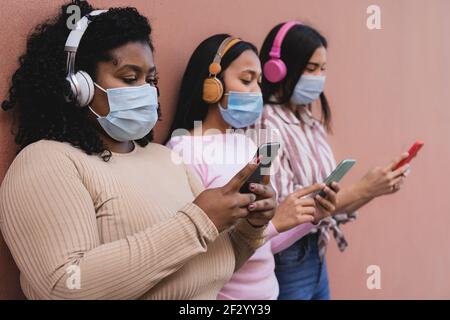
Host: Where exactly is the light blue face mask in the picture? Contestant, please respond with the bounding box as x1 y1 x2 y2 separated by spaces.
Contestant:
89 83 159 142
291 74 326 105
218 91 263 128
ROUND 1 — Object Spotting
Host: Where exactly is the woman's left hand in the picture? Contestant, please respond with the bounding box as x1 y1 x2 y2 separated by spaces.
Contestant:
313 181 340 224
246 183 277 227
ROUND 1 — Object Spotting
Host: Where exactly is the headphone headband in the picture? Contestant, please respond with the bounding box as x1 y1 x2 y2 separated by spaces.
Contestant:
214 37 241 63
263 21 302 83
269 21 301 59
64 10 108 107
208 36 241 75
203 36 241 104
65 10 108 52
65 10 108 76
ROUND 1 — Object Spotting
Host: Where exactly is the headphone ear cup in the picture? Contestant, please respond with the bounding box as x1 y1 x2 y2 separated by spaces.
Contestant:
263 59 287 83
202 77 224 104
73 71 95 107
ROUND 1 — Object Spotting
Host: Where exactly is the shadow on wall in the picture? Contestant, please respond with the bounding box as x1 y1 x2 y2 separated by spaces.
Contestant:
0 206 25 300
0 0 64 300
0 236 25 299
0 110 23 299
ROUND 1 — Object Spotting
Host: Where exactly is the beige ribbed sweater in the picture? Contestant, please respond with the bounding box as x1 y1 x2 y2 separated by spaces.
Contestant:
0 140 266 300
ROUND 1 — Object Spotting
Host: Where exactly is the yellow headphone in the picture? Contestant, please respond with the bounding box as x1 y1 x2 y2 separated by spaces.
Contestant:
202 36 241 104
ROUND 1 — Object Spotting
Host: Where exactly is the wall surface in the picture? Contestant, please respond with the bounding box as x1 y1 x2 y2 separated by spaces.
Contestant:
1 0 449 299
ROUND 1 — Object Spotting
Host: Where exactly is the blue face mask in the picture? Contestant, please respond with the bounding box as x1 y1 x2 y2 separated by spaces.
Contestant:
218 91 263 128
89 83 159 142
291 75 326 105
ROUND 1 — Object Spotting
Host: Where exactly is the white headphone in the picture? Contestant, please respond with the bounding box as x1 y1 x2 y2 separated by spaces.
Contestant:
64 10 108 107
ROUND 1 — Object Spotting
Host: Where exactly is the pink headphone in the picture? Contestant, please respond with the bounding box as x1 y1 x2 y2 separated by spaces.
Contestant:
263 21 302 83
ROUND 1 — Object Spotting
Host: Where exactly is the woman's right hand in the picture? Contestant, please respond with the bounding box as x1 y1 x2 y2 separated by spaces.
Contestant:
271 183 325 233
193 158 260 232
356 152 411 200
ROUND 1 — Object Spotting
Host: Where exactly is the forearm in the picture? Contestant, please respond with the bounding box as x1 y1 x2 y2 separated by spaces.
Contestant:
335 182 373 214
343 195 373 213
3 203 219 300
270 222 314 254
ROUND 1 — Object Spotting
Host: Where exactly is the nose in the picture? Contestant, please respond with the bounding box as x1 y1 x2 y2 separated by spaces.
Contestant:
251 86 262 93
251 81 262 93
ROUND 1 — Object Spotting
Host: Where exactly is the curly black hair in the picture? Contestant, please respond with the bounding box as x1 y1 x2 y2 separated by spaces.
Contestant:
1 0 160 161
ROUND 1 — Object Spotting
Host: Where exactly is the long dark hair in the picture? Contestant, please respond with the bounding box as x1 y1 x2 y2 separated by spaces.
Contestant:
260 23 332 131
1 0 158 161
166 34 258 141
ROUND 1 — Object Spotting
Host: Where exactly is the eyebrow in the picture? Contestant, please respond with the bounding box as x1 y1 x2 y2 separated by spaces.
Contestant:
240 69 261 76
307 62 326 68
117 64 157 74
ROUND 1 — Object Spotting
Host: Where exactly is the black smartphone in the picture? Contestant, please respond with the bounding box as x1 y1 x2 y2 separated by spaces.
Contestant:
239 142 281 193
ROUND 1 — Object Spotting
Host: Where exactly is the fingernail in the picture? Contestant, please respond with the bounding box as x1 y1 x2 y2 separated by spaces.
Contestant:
404 168 411 177
249 203 256 210
250 183 256 190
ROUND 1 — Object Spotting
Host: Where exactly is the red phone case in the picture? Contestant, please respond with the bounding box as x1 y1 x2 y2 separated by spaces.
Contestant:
393 141 424 170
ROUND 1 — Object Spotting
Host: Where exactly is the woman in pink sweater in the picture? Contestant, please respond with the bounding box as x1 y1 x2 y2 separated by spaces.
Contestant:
166 34 340 299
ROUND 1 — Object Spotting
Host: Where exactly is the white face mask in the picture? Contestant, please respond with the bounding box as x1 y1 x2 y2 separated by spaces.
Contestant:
89 83 159 142
291 74 326 105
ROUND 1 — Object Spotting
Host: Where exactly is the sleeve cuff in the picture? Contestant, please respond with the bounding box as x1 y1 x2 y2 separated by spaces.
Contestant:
265 221 280 240
235 219 268 241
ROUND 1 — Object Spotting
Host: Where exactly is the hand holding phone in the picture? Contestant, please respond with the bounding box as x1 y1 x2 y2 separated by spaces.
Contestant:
312 159 356 198
393 141 424 170
239 142 281 193
194 157 275 232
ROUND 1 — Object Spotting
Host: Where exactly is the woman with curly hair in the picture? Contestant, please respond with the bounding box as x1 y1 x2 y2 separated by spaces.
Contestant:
0 0 276 300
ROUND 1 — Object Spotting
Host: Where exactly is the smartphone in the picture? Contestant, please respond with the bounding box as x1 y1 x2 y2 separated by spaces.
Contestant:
239 142 281 193
393 141 424 170
312 159 356 198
